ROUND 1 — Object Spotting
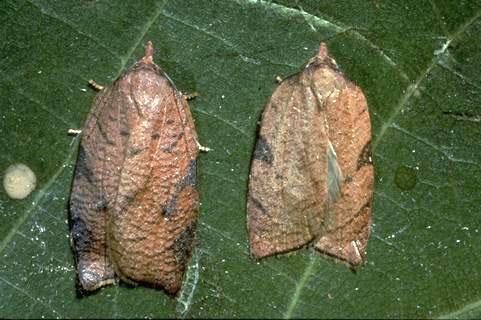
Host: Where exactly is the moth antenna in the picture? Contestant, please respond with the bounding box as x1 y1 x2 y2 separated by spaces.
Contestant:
142 41 154 64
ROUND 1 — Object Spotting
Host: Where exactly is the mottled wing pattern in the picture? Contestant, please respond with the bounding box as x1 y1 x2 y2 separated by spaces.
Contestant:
70 42 199 294
106 62 199 295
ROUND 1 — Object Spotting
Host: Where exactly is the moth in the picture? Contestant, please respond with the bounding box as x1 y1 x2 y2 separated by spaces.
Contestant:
247 42 373 266
69 41 199 294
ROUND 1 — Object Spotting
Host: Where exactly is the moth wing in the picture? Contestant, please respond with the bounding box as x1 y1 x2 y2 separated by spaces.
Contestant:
69 84 129 291
247 72 331 258
315 81 373 266
107 64 199 295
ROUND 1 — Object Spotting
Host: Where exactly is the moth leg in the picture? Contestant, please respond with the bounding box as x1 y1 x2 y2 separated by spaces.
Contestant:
68 129 82 135
88 80 105 91
182 91 198 100
196 140 210 152
314 165 373 266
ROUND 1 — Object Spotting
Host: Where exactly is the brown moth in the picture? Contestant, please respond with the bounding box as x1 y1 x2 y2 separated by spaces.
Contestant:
69 41 199 294
247 42 373 266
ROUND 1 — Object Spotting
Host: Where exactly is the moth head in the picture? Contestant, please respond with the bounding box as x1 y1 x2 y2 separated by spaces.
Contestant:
306 42 338 70
141 41 155 65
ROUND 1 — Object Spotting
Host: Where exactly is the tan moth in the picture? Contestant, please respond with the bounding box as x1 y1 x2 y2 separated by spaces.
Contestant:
247 42 373 266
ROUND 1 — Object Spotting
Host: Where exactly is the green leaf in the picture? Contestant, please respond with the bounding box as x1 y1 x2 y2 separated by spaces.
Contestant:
1 0 480 318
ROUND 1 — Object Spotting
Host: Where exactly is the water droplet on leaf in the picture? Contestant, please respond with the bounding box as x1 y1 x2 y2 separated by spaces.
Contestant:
394 165 417 191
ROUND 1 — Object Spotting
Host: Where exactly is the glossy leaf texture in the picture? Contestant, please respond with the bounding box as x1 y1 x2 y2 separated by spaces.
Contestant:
0 0 480 318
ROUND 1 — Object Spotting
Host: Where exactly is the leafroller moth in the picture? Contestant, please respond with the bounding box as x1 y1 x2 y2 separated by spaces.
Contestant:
247 42 373 266
69 41 199 294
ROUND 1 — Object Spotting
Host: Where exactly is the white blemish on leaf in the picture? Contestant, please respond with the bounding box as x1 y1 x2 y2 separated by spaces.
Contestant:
3 164 37 200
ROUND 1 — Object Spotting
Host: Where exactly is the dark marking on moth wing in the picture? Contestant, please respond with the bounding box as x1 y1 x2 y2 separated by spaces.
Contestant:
172 222 196 265
248 195 268 216
269 100 280 112
91 114 115 145
357 142 373 169
162 200 176 217
76 145 94 184
107 113 116 122
95 198 108 210
253 135 273 165
162 160 197 218
69 216 92 253
128 145 148 157
162 132 185 153
183 159 197 188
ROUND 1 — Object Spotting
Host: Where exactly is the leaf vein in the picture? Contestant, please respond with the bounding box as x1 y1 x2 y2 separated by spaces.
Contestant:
160 11 236 50
114 0 168 78
434 266 481 318
391 123 476 165
14 87 76 128
195 108 250 138
284 258 317 319
237 0 410 81
0 274 62 318
25 0 119 58
373 9 481 150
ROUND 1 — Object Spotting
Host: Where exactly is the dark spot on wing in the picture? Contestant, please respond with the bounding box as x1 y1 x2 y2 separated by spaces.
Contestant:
162 132 184 153
69 216 92 253
161 160 196 218
95 198 108 210
75 146 94 184
92 114 115 145
183 159 197 188
253 135 273 165
172 222 196 265
128 145 148 157
357 142 372 169
248 195 268 216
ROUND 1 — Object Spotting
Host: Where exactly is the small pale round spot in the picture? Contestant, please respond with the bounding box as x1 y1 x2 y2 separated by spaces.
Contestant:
3 163 37 199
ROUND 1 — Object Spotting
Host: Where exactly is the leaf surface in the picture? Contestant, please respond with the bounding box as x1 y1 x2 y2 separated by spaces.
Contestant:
0 0 480 318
